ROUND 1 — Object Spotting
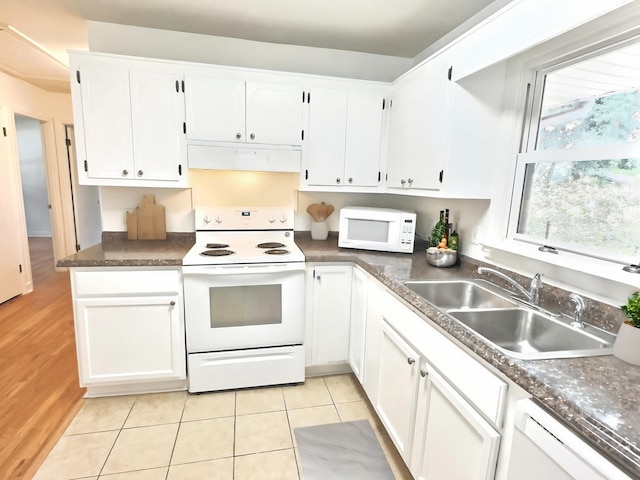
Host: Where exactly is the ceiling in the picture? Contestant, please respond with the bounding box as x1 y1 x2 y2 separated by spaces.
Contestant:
1 0 497 93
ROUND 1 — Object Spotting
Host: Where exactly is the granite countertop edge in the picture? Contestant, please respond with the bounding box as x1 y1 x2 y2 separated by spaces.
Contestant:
57 231 640 476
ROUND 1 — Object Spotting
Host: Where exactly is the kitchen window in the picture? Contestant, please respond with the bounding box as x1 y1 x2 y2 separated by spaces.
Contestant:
509 38 640 268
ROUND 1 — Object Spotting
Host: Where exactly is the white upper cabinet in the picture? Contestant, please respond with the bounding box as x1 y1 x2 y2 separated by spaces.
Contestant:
184 77 245 142
70 53 186 187
185 76 304 147
303 87 385 189
386 52 450 192
246 83 304 146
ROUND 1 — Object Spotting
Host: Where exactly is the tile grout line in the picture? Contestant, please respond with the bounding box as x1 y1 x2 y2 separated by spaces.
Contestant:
163 391 189 480
97 394 139 479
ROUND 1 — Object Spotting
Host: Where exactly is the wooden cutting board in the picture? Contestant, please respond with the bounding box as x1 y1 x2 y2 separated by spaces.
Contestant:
135 195 166 240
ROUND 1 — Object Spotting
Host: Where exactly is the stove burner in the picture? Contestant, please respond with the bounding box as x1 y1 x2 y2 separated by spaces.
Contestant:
205 243 229 249
257 242 286 249
200 249 235 257
264 249 290 255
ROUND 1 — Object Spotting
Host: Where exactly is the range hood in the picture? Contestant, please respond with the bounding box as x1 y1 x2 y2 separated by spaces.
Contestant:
187 143 301 173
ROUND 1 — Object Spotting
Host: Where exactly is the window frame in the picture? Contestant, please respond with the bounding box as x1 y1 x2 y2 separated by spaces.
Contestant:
506 35 640 267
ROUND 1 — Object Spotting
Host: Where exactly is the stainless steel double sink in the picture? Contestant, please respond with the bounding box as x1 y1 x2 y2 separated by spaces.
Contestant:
403 279 616 360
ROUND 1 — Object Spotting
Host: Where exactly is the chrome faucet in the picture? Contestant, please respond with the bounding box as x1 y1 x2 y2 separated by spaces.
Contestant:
477 267 543 306
569 293 587 328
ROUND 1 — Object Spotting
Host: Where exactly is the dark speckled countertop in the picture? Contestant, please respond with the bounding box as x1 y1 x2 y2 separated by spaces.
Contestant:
58 230 640 477
56 232 195 267
296 232 640 479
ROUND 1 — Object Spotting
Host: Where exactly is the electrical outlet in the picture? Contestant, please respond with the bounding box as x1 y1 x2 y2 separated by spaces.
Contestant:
471 227 480 244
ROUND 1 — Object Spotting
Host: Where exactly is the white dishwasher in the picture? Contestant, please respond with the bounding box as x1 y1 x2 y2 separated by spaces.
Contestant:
506 399 633 480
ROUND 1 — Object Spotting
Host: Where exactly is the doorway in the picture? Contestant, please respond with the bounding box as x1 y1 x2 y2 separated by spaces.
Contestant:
15 114 54 284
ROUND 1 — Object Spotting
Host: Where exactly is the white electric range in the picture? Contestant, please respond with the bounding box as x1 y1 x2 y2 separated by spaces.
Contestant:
182 207 305 393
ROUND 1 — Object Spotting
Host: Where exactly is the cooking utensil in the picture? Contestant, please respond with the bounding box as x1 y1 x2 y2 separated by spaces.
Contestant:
306 204 321 222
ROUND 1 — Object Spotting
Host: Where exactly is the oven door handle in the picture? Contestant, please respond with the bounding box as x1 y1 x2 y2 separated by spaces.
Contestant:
182 263 305 275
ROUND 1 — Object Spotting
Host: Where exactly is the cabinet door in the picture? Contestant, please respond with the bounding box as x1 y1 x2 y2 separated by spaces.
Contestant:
376 320 420 461
79 64 134 180
411 367 500 480
75 295 186 385
344 91 384 187
246 82 304 146
305 88 348 186
130 70 185 182
310 265 352 365
348 266 368 383
386 73 415 188
184 76 245 142
409 55 449 190
363 279 387 402
386 57 449 191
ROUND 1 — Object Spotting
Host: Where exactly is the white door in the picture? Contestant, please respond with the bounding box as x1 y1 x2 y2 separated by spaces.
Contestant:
246 82 304 146
344 91 384 187
311 265 352 365
75 295 185 385
386 74 417 188
0 105 26 303
348 266 368 383
66 126 101 251
79 64 134 180
411 367 500 480
305 88 348 186
130 69 185 182
184 76 245 142
376 320 420 460
409 54 449 191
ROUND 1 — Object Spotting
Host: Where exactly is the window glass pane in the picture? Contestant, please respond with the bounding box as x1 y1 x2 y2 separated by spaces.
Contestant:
517 159 640 257
536 43 640 150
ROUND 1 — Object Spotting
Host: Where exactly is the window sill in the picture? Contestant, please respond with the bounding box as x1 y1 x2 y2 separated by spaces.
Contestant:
480 239 640 290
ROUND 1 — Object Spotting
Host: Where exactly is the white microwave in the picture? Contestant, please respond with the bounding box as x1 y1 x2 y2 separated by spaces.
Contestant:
338 206 416 253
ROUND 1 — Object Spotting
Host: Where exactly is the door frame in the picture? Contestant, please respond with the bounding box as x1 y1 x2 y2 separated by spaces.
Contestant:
7 105 77 294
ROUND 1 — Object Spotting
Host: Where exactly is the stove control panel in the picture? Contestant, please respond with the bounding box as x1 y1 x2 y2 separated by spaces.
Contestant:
195 207 294 231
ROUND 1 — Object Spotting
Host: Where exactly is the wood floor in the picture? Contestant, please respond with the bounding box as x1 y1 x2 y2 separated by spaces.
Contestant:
0 238 85 479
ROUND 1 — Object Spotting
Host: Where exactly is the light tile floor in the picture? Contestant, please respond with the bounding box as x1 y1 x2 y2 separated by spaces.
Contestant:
34 374 413 480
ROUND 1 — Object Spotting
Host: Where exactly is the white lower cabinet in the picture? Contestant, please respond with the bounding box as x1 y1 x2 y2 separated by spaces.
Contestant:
71 268 186 395
348 266 368 383
375 320 421 459
305 264 353 367
411 365 501 480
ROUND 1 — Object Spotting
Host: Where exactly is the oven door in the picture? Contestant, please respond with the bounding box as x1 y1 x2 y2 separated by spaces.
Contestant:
183 263 304 352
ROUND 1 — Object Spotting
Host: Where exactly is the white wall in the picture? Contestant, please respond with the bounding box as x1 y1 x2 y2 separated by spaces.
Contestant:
87 22 413 83
15 115 51 237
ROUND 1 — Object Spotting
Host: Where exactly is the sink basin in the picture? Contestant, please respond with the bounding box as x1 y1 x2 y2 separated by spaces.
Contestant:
403 280 516 310
448 308 616 360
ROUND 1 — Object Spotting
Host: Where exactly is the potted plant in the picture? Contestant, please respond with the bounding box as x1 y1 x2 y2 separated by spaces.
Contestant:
613 292 640 366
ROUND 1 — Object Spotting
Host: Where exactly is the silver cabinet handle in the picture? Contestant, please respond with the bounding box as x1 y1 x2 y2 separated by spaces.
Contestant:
420 369 428 377
407 357 415 365
169 301 176 306
336 178 341 184
348 177 353 184
122 169 128 176
400 179 406 186
137 170 143 177
250 133 255 140
316 275 321 280
407 178 413 185
236 133 242 139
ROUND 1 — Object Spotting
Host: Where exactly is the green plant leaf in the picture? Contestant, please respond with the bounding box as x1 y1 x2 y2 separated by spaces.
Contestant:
621 291 640 328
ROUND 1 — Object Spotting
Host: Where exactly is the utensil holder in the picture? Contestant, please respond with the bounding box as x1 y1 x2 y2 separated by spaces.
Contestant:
310 221 328 240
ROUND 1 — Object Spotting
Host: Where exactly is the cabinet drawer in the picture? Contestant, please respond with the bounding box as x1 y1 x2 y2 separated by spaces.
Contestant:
382 294 507 427
73 269 181 296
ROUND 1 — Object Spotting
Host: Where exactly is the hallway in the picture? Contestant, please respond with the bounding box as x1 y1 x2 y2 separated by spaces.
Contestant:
0 238 85 479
